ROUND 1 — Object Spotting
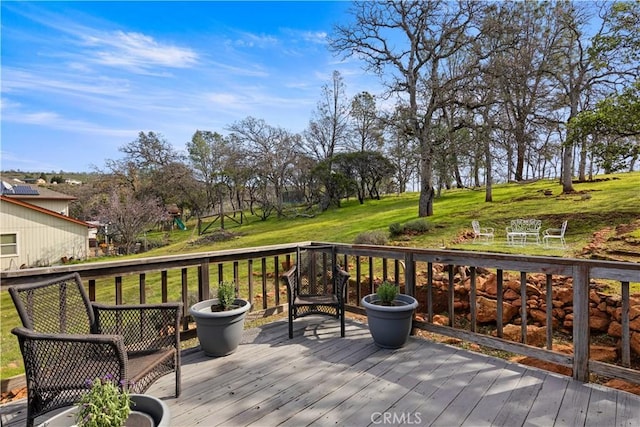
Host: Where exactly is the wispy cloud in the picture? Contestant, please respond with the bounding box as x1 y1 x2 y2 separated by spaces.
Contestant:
297 30 329 45
231 31 279 49
83 30 198 71
2 68 131 96
3 107 135 138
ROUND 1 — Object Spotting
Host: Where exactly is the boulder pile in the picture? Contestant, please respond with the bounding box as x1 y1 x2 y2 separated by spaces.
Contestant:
414 264 640 357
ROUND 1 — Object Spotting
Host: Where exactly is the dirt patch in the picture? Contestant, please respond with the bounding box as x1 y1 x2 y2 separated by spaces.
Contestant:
582 219 640 262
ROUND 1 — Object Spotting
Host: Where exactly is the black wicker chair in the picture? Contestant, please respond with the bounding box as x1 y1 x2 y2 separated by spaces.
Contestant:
283 245 350 338
8 272 182 427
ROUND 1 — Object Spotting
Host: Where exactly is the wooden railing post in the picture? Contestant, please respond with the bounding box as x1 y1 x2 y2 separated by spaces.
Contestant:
573 264 590 382
404 252 415 297
199 260 210 301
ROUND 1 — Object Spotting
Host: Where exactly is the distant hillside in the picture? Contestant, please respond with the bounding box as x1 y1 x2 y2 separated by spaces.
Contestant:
0 171 99 185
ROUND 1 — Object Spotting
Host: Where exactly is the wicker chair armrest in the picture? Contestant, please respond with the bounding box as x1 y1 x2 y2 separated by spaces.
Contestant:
481 227 494 233
282 266 297 301
505 226 513 233
335 269 350 301
12 326 128 384
92 303 182 352
12 326 125 346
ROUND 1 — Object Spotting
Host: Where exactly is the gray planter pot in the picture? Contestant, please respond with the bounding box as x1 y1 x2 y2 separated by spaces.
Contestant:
361 293 419 349
189 298 251 357
38 394 170 427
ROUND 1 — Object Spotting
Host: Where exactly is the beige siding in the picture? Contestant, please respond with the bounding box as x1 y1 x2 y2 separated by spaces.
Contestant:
0 201 88 270
24 200 70 216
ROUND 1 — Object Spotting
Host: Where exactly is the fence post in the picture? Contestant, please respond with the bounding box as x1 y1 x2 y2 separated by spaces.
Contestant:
404 252 415 297
573 264 590 382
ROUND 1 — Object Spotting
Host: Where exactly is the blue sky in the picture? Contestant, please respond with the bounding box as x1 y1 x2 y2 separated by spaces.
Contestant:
1 1 382 173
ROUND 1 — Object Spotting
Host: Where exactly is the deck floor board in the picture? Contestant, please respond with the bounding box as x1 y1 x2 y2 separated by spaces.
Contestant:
3 316 639 427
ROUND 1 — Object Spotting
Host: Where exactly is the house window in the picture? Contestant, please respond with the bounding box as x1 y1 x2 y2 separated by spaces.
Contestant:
0 233 17 256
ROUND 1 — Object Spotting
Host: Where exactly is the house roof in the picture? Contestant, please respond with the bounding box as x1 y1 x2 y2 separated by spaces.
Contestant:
1 180 76 201
0 195 94 228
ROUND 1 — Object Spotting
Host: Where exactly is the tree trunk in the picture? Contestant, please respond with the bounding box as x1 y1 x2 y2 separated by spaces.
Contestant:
561 127 576 192
578 139 588 181
484 138 493 202
418 152 434 217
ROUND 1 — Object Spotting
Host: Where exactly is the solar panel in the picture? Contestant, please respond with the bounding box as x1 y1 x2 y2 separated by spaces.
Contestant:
11 185 40 195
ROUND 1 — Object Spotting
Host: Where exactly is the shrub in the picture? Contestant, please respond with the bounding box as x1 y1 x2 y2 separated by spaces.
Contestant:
389 222 403 237
376 281 398 305
353 230 389 245
217 281 236 310
403 219 431 234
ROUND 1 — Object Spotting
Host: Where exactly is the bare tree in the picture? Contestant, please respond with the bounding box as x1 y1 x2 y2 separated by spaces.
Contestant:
97 187 165 254
304 70 351 161
228 117 300 218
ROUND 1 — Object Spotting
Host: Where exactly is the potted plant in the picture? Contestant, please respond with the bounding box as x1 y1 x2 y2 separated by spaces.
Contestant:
361 281 418 349
189 281 251 357
40 375 170 427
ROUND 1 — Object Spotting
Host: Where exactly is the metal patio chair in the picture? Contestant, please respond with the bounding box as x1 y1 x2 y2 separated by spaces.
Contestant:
283 245 350 338
9 272 182 426
543 220 568 248
472 220 494 243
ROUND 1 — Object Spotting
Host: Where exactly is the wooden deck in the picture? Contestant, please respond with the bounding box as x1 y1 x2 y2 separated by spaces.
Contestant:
3 317 640 426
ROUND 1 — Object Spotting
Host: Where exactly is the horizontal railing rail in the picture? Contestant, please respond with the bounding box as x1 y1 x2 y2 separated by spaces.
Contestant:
2 241 639 387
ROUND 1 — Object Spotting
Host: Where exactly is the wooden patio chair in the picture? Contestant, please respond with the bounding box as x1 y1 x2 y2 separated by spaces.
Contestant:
283 245 350 339
8 273 182 427
543 220 568 248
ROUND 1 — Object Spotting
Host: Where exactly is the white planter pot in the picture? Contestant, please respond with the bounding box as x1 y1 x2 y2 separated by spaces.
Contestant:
361 293 418 349
189 298 251 357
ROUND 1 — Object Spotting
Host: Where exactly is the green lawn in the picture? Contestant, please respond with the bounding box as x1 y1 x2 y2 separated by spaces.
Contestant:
145 171 640 258
2 171 639 379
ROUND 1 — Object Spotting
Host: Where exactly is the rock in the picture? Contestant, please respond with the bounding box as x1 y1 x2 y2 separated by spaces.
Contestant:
589 308 610 331
608 321 622 338
475 296 519 323
503 289 519 301
432 314 449 326
510 356 572 377
481 274 498 296
552 308 565 320
590 345 617 362
631 331 640 356
501 324 546 347
554 287 573 305
529 309 548 324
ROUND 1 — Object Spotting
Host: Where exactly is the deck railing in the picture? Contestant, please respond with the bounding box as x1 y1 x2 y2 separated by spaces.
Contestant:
2 242 639 386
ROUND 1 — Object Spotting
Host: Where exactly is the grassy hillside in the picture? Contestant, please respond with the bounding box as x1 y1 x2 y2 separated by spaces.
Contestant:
144 171 640 259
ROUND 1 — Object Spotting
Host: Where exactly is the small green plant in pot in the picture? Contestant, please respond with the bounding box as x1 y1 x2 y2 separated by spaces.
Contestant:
211 281 238 312
76 376 131 427
376 281 398 306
